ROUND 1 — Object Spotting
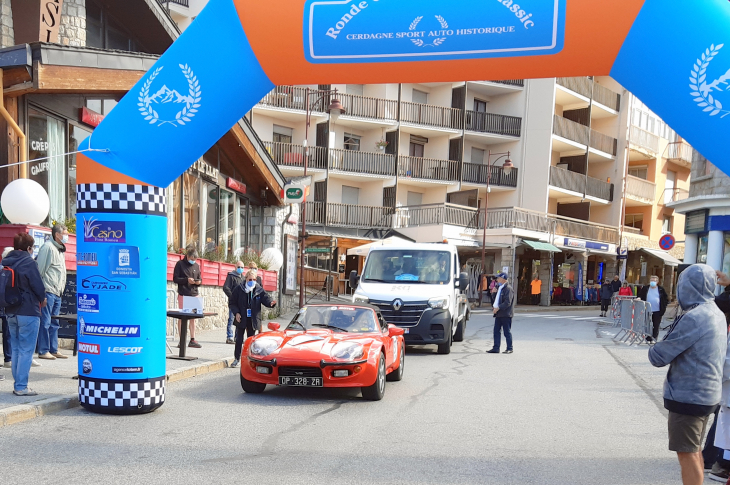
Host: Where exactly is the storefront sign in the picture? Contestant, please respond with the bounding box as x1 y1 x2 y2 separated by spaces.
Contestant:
563 238 609 252
9 0 64 43
305 247 330 254
83 219 126 243
80 107 104 128
189 159 219 181
282 183 308 204
284 235 298 295
226 177 246 195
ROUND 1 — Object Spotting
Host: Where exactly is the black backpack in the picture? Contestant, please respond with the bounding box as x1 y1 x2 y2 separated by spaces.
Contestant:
0 266 22 308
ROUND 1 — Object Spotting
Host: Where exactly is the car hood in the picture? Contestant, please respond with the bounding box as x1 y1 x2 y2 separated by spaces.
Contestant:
254 330 377 359
356 280 452 302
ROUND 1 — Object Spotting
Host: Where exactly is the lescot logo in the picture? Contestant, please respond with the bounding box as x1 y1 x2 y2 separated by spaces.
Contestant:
138 64 202 127
690 44 730 118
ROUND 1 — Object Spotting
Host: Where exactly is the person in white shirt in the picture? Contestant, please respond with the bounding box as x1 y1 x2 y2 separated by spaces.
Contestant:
640 275 669 343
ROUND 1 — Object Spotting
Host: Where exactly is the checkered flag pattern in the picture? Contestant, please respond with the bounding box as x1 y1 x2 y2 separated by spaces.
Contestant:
77 184 166 216
79 377 165 409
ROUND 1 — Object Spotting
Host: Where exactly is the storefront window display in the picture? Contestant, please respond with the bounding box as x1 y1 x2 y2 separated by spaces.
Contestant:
28 108 66 224
697 235 709 264
183 173 201 249
68 125 92 219
723 233 730 277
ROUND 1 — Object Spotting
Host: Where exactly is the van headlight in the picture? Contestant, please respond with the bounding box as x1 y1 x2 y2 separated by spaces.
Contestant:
330 342 365 361
428 296 449 309
353 293 369 303
249 337 281 357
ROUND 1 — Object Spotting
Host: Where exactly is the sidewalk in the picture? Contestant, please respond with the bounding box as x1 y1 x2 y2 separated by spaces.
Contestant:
471 303 609 313
0 310 296 426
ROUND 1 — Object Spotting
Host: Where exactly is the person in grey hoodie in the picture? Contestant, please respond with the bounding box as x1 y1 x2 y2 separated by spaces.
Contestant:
649 264 727 485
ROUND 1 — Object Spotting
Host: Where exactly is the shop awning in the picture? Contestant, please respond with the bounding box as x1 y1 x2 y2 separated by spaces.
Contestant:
639 248 682 267
522 240 562 253
347 236 412 256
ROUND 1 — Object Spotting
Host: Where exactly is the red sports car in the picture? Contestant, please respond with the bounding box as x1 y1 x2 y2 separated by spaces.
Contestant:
240 303 405 400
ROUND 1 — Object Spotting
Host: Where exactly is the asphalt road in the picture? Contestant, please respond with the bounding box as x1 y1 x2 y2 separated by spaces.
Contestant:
0 310 685 484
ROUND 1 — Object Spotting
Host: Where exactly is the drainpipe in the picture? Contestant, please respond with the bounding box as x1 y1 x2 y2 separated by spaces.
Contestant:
279 204 294 311
0 69 28 178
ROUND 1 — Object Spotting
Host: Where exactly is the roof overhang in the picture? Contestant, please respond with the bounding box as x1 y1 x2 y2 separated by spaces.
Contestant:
666 194 730 214
639 248 682 266
522 239 562 253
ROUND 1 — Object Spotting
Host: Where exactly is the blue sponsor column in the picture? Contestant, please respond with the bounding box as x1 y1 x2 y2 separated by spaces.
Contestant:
75 182 167 414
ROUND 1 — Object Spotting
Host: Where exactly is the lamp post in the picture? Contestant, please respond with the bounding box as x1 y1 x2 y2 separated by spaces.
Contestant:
479 150 513 306
299 87 345 308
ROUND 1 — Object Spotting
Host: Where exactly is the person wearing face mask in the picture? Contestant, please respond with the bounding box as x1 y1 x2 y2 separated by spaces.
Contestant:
639 275 669 342
35 223 68 360
173 247 203 348
229 269 276 368
222 261 246 344
3 233 48 396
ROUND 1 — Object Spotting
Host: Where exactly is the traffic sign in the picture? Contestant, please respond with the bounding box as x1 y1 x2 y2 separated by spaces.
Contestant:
659 234 676 251
305 247 330 254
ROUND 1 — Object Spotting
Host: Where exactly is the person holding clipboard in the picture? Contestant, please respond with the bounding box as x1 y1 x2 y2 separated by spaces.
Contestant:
229 269 276 368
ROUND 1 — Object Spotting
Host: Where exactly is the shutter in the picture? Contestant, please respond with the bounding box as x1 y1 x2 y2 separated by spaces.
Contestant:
451 86 466 110
563 108 590 127
449 138 462 162
383 187 396 208
385 131 397 155
314 181 327 202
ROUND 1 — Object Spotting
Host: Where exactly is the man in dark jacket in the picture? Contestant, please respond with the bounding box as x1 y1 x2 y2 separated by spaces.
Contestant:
3 233 47 396
600 279 614 317
229 269 276 367
173 248 202 348
610 274 621 294
222 261 245 344
487 272 514 354
639 275 669 342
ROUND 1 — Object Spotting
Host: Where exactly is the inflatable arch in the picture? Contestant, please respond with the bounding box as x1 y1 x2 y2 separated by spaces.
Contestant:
74 0 730 414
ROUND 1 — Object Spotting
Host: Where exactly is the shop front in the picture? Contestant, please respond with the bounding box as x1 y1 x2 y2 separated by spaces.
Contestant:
551 237 617 305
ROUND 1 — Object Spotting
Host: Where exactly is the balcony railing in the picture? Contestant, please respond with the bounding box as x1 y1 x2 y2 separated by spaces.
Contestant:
590 129 618 156
664 142 693 166
549 166 613 201
263 141 327 170
556 77 593 98
328 148 396 176
623 226 643 235
258 86 325 112
394 203 480 229
159 0 189 6
462 163 518 187
553 115 589 145
306 202 393 229
626 175 656 202
553 214 619 244
398 156 460 182
490 79 525 87
630 125 659 154
400 101 463 130
465 111 522 137
338 93 398 121
592 83 621 111
662 188 690 204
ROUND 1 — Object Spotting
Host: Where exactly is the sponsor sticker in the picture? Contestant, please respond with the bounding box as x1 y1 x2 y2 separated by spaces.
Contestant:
112 367 143 374
81 276 127 292
77 252 99 267
79 317 140 338
107 346 143 355
77 293 100 313
82 359 92 374
78 342 100 355
108 246 140 278
83 218 126 243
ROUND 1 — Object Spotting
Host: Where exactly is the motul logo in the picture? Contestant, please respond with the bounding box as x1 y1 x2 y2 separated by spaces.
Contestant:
78 342 100 355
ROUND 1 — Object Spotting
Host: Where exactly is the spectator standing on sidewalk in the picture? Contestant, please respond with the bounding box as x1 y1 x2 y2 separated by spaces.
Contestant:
3 233 48 396
173 248 203 348
229 269 276 367
222 261 245 344
530 276 541 305
487 272 514 354
618 281 633 296
640 275 669 343
649 264 726 485
35 224 68 361
611 274 621 295
600 279 613 317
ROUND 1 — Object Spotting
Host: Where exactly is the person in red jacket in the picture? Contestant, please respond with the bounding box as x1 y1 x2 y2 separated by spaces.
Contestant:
618 281 633 296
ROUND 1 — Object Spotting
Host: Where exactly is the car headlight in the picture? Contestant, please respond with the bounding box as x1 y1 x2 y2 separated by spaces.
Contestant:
353 293 369 303
428 296 449 309
330 342 365 361
249 337 281 357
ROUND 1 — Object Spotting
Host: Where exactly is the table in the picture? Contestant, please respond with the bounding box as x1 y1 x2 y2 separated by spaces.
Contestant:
166 311 217 361
53 314 78 357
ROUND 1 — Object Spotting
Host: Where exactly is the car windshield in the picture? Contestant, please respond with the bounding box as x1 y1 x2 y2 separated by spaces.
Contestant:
362 250 451 284
287 306 380 333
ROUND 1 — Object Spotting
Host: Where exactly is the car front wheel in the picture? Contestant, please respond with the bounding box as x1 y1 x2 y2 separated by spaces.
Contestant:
240 373 267 394
362 354 386 401
386 344 405 382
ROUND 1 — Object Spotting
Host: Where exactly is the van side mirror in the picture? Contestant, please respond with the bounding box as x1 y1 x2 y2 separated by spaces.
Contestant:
458 272 469 292
349 270 360 290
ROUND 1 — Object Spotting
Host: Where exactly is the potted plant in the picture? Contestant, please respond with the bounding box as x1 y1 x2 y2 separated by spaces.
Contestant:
375 139 389 152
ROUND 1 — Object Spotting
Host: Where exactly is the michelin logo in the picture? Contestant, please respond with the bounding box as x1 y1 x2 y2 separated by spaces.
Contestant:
80 321 140 338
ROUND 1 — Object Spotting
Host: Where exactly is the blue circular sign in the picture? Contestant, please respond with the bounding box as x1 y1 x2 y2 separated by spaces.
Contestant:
659 234 676 251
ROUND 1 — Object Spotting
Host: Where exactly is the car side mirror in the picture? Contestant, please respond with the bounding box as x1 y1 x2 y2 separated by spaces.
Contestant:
349 270 360 289
388 324 405 337
458 272 469 292
267 322 281 332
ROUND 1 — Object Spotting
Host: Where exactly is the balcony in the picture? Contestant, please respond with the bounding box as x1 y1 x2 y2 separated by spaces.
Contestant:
553 114 589 145
159 0 188 6
664 142 693 168
461 163 518 188
556 77 621 112
549 166 613 202
592 83 621 112
400 102 462 130
465 111 521 137
263 141 327 170
257 86 325 112
625 175 656 205
490 79 524 87
661 187 690 204
590 130 617 156
394 203 480 229
328 148 396 177
337 93 398 122
552 214 619 244
629 125 659 159
305 201 393 229
398 156 460 183
556 77 592 98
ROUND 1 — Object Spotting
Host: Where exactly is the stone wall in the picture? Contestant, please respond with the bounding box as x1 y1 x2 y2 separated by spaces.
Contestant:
59 0 86 46
0 0 14 48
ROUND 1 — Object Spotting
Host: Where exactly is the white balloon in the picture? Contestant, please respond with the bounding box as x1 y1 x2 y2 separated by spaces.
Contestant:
260 247 284 271
1 179 50 224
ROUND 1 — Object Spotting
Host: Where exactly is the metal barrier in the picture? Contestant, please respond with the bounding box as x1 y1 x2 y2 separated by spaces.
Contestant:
613 299 653 345
610 295 636 327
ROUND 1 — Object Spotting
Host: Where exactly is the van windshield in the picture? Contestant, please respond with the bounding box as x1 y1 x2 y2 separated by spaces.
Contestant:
362 250 451 284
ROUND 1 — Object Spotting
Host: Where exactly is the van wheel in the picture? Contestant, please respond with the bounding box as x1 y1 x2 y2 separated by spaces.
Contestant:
437 327 452 354
454 318 465 342
240 373 266 394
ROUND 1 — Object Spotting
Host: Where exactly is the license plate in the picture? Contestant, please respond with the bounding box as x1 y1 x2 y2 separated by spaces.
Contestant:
279 376 323 387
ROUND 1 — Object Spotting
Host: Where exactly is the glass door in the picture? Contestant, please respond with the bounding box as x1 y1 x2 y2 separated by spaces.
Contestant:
28 107 66 224
219 189 235 257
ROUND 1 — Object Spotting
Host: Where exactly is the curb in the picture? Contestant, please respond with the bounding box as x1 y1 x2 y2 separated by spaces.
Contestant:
0 356 235 428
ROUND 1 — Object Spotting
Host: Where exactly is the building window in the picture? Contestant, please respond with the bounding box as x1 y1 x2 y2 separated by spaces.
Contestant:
85 0 144 52
625 213 643 231
341 186 360 205
628 166 648 180
203 182 219 254
28 108 66 225
85 98 118 116
273 125 293 144
473 99 487 113
662 215 672 234
412 89 429 105
697 235 708 264
406 191 423 206
183 173 200 249
344 133 361 151
471 147 485 164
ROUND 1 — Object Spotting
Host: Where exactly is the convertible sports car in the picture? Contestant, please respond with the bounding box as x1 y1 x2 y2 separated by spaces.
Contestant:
240 303 405 400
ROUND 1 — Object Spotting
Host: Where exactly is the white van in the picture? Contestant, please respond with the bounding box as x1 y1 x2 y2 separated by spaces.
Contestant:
350 243 470 354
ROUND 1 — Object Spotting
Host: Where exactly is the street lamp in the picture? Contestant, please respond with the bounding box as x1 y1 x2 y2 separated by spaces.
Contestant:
299 87 346 307
479 150 512 307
